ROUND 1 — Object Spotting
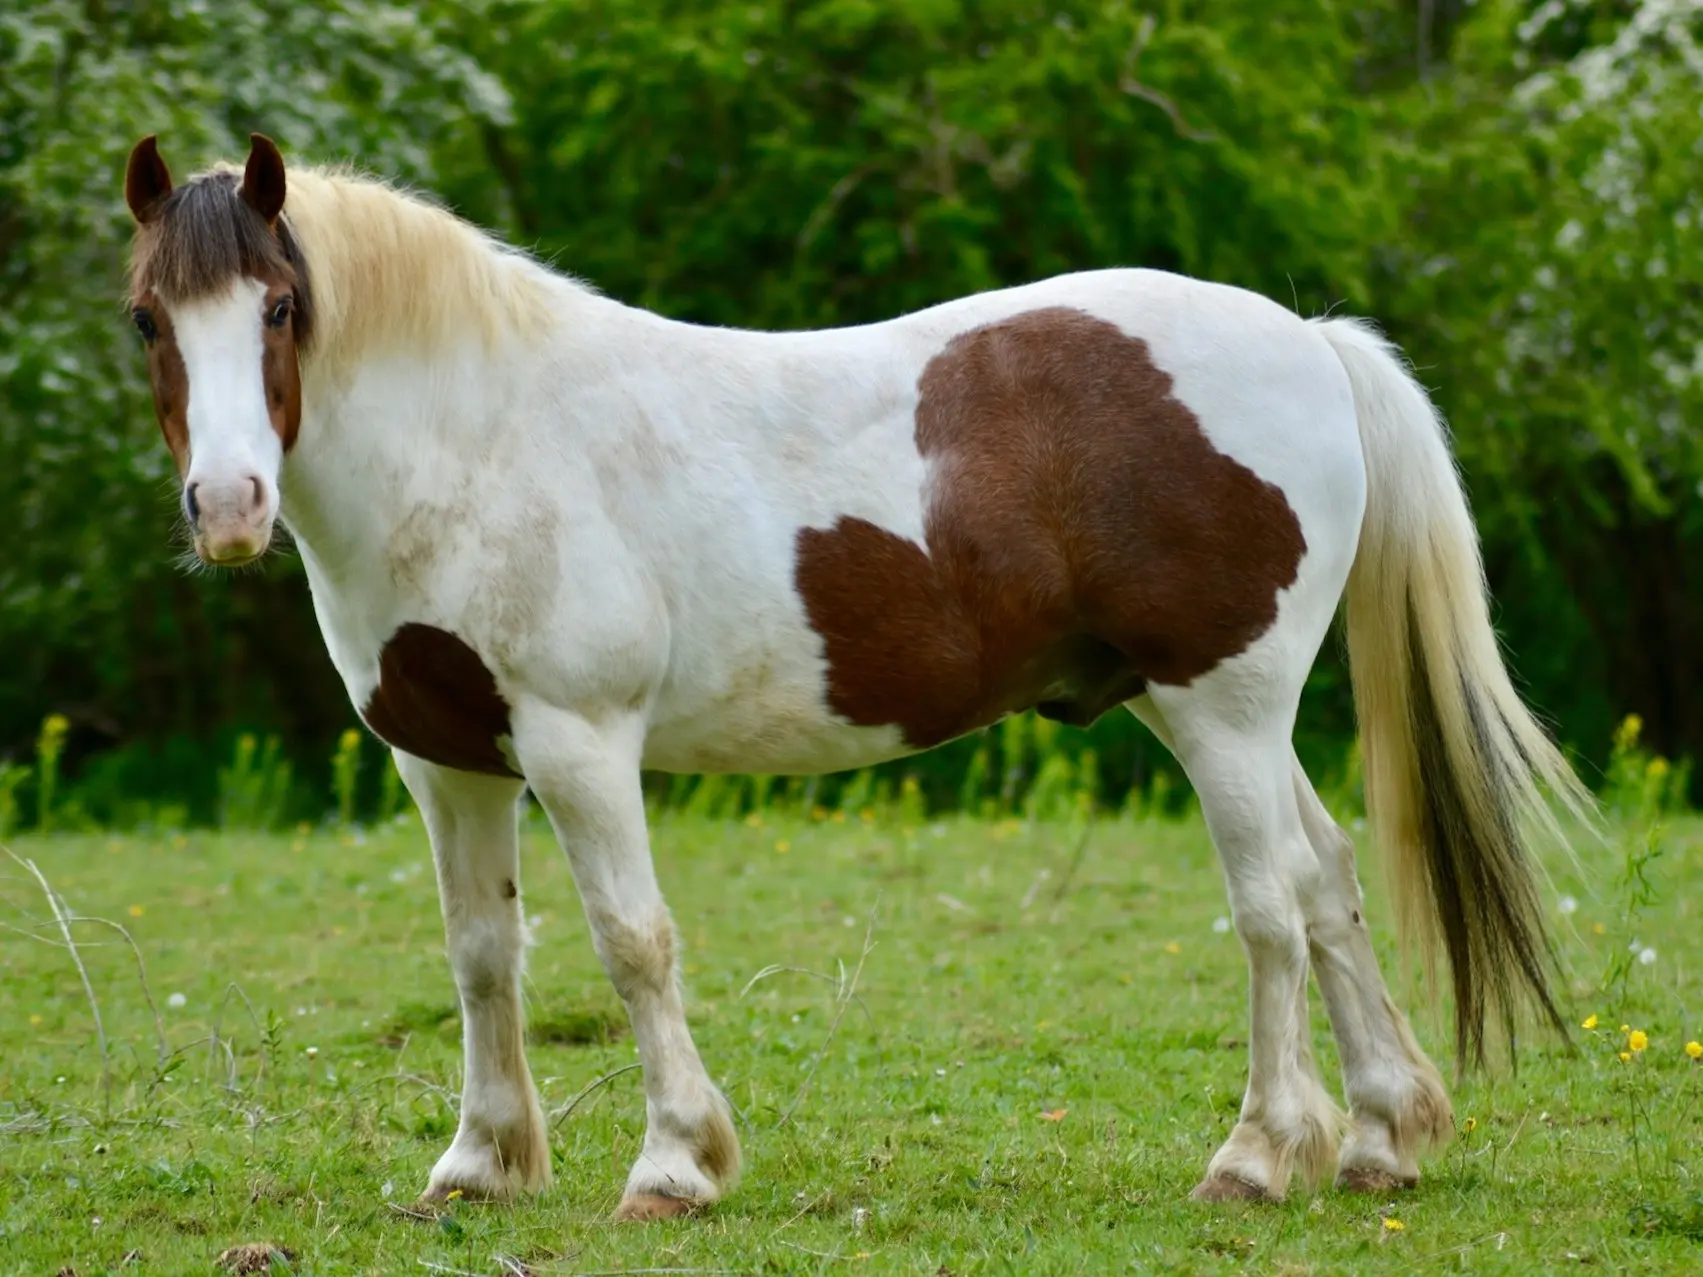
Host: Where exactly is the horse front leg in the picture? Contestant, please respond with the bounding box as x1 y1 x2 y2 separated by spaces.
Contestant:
396 754 550 1202
512 704 740 1221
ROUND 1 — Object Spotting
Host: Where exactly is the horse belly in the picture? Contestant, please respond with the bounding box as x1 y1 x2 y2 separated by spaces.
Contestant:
639 652 912 775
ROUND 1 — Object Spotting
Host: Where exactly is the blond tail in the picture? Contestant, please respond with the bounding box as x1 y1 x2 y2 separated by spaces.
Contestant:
1312 316 1594 1071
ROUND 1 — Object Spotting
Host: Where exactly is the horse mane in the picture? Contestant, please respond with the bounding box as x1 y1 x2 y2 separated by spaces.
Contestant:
130 161 562 371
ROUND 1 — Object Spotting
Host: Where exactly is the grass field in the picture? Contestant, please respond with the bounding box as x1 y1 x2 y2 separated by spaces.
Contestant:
2 800 1700 1275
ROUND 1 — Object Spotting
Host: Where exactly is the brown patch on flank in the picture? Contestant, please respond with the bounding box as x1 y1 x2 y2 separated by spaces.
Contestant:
216 1243 297 1274
795 306 1306 748
361 623 520 778
614 1192 700 1222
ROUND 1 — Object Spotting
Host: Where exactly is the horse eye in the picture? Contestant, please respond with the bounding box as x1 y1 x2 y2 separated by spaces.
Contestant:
132 308 157 342
267 297 293 329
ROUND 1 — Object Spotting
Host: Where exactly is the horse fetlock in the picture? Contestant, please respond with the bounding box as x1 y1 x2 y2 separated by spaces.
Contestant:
616 1087 741 1220
424 1096 551 1202
1339 1076 1451 1188
1203 1090 1344 1203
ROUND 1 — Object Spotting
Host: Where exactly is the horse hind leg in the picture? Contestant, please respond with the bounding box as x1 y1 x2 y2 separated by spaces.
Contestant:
1130 692 1345 1201
1290 755 1453 1189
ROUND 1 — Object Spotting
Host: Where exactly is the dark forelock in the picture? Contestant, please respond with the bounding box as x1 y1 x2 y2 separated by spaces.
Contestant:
129 170 314 347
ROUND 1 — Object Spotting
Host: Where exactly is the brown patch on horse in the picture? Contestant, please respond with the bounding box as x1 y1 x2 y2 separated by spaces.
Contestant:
260 282 303 452
362 623 520 778
133 298 191 474
795 306 1306 748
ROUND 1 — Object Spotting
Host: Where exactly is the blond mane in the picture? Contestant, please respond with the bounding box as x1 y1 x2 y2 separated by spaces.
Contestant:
278 165 560 371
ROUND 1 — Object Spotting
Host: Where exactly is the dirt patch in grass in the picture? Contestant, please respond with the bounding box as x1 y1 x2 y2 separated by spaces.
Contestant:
377 1000 625 1048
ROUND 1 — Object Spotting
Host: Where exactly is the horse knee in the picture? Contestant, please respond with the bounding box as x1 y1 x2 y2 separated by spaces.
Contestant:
449 920 522 1002
1228 857 1316 961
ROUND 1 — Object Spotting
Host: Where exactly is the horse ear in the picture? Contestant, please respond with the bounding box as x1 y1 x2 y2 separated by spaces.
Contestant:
125 135 173 224
240 133 287 224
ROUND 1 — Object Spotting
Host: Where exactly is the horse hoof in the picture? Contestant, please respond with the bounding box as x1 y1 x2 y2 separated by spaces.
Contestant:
1191 1173 1277 1203
614 1192 699 1222
1336 1167 1416 1194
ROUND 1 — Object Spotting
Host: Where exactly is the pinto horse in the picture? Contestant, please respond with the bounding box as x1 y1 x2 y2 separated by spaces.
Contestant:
123 134 1587 1216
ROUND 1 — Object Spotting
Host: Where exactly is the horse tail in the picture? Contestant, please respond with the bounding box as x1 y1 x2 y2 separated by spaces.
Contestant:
1311 315 1593 1072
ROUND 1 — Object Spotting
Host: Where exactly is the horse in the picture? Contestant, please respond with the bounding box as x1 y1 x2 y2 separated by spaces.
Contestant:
122 133 1588 1218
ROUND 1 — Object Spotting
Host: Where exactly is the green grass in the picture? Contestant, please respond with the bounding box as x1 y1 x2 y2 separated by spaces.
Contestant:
2 805 1700 1275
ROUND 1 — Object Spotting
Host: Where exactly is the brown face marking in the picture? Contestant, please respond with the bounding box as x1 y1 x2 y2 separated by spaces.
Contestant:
361 623 521 778
260 284 303 452
795 306 1307 749
133 296 191 475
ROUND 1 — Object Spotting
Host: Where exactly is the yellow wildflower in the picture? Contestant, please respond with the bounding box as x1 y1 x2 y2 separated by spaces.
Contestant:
1685 1041 1702 1060
1163 941 1182 955
1463 1117 1477 1133
127 905 144 918
1620 1024 1631 1034
1581 1014 1598 1030
1383 1218 1405 1232
832 810 847 823
1592 923 1606 935
773 839 791 854
860 808 875 823
810 806 828 821
1629 1029 1648 1053
339 728 361 751
29 1014 43 1026
1619 1051 1632 1063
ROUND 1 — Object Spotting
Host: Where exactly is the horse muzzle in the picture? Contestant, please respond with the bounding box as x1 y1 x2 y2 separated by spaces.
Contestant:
187 473 274 566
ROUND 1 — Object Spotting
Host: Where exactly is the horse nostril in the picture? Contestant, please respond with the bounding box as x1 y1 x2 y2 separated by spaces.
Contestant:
184 482 201 525
249 475 264 511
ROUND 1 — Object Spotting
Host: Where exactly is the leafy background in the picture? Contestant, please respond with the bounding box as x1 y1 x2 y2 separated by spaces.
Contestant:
4 0 1701 824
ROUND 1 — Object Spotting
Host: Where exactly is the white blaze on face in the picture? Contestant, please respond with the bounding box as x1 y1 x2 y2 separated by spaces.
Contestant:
173 278 281 563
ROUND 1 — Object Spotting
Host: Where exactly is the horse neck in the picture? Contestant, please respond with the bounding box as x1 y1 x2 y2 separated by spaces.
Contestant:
278 279 645 577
